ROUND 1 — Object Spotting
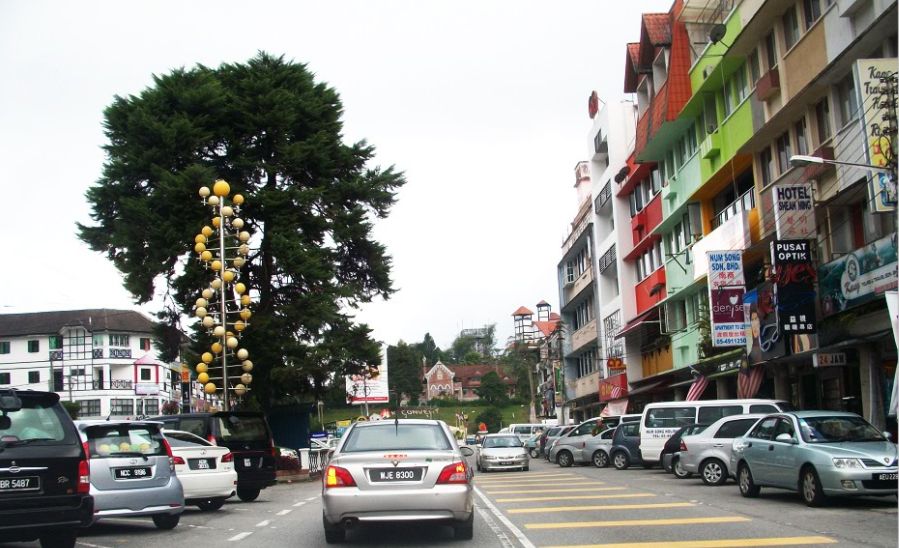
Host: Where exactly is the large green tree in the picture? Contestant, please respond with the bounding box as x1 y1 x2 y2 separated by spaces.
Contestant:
386 341 423 405
78 52 405 409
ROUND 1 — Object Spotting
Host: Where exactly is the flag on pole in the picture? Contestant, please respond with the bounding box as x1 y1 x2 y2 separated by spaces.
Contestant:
738 365 766 399
686 374 709 401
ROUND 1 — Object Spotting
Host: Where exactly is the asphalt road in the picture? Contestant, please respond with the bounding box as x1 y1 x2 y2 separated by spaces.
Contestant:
3 457 896 547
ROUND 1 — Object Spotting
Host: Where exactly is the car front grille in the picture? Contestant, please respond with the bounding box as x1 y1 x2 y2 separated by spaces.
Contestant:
861 458 897 468
861 479 897 489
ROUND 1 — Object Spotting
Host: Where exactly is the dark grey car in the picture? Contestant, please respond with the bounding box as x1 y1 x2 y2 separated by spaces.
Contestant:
610 422 644 470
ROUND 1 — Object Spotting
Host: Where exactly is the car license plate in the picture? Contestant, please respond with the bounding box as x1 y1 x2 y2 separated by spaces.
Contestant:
114 466 151 480
500 461 513 465
369 468 423 482
875 472 898 481
190 458 215 470
243 457 254 468
0 476 40 492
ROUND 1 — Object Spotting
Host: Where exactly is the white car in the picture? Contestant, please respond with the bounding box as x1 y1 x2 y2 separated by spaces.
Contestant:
163 429 237 511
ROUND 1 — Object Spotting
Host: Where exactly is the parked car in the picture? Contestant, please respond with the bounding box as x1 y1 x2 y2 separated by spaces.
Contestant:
525 433 543 458
500 424 546 444
549 418 604 466
678 414 764 485
0 390 93 548
321 419 475 543
551 426 615 467
586 428 617 468
610 422 644 470
149 411 277 501
660 423 707 477
732 411 898 506
75 419 183 529
477 434 529 472
464 435 479 446
163 429 237 511
542 425 574 460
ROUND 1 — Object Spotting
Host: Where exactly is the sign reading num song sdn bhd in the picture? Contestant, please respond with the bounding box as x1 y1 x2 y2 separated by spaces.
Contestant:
707 250 748 347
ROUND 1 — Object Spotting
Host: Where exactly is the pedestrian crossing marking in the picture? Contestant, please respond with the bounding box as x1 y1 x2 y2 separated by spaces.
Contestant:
525 516 750 529
481 481 605 488
476 475 581 483
477 472 574 480
541 536 837 547
486 487 622 495
497 493 654 503
509 502 694 514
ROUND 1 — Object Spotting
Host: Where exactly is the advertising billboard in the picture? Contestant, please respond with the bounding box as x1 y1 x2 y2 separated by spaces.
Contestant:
707 251 748 347
854 58 897 213
346 347 390 405
819 233 899 317
771 240 817 334
773 183 816 239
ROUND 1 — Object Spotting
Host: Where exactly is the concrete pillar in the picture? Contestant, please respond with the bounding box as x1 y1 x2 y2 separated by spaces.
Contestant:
716 377 731 399
774 368 790 403
673 388 685 401
859 346 885 430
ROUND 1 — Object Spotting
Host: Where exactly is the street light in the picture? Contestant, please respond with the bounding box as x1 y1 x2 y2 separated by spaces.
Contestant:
789 154 894 173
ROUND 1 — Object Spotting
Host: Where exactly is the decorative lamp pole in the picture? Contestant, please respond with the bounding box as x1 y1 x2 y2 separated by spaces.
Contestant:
193 180 255 411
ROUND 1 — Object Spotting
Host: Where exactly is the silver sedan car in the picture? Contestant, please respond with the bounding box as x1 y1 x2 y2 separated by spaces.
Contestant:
477 434 529 472
321 419 475 543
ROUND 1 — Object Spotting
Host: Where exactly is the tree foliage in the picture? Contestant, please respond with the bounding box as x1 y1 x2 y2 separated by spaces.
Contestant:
78 52 405 409
386 340 423 405
472 407 503 434
474 371 507 405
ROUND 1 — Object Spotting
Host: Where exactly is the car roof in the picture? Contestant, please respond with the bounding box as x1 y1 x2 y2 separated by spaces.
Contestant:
782 410 862 419
351 418 444 427
75 419 163 429
483 433 519 438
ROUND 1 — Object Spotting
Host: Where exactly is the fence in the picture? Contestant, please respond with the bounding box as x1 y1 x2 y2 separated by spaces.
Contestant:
300 448 331 477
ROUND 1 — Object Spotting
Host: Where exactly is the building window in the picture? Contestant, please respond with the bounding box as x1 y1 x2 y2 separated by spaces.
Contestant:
49 335 63 350
836 74 858 127
764 32 778 70
109 334 130 348
795 117 809 155
776 132 792 174
759 147 775 186
783 6 800 50
28 371 40 384
70 368 85 377
723 78 734 117
748 49 761 84
27 340 39 353
92 334 103 347
815 98 832 144
704 95 718 134
79 399 101 417
110 398 134 416
140 368 152 381
0 342 9 354
140 337 151 351
803 0 825 30
140 398 159 416
0 373 9 385
686 122 697 154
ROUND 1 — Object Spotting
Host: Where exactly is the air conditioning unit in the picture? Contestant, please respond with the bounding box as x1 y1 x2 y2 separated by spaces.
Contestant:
702 65 714 79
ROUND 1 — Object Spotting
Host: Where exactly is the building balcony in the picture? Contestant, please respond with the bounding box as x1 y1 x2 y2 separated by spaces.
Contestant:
755 67 780 101
563 265 594 307
700 131 721 159
570 319 598 354
636 268 667 315
803 145 835 180
630 193 663 247
598 245 617 275
574 369 601 400
664 251 694 297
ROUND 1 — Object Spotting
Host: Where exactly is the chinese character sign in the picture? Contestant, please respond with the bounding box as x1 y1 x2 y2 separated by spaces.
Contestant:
771 240 817 334
773 183 815 239
707 251 748 347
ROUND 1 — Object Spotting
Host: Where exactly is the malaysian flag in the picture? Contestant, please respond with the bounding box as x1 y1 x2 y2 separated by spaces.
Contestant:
610 385 625 399
738 365 766 399
686 374 709 401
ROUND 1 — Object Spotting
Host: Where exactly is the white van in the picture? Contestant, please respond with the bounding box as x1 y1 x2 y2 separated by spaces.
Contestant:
501 424 547 443
639 399 792 464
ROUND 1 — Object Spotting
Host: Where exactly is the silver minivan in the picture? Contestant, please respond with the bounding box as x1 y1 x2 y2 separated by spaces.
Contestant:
75 420 184 529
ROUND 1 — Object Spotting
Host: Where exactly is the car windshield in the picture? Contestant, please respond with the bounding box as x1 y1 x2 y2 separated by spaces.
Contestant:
799 416 886 443
482 436 521 448
0 401 69 446
165 431 211 447
341 424 452 452
216 414 269 442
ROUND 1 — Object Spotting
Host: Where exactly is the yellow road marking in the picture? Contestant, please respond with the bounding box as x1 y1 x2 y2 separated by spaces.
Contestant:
486 487 621 494
509 502 694 514
497 493 654 503
481 482 603 488
525 516 750 529
477 472 572 479
542 536 837 548
476 475 579 483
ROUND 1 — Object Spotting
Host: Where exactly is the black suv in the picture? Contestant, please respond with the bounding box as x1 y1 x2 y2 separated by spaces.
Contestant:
149 411 277 501
0 390 93 547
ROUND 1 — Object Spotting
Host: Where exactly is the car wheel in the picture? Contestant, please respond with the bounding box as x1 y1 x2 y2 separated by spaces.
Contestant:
529 448 540 459
323 514 345 544
612 451 630 470
39 530 77 548
800 466 827 507
738 464 760 498
592 450 610 468
663 456 673 473
152 513 181 530
453 513 474 540
237 487 261 502
557 450 573 468
196 498 226 511
673 457 692 479
701 458 727 486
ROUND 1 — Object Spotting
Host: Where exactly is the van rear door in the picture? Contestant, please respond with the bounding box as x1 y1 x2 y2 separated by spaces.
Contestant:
212 413 275 483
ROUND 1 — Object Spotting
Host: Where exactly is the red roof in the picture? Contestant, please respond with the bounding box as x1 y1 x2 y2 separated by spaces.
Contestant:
533 320 561 338
536 300 550 306
512 306 534 316
643 13 671 46
549 312 561 321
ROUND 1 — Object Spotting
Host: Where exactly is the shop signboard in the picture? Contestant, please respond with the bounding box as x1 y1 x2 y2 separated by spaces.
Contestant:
854 58 898 213
707 250 748 347
773 182 816 239
692 211 751 281
346 347 390 405
745 284 787 364
818 233 899 317
599 373 628 402
771 240 817 334
813 352 848 368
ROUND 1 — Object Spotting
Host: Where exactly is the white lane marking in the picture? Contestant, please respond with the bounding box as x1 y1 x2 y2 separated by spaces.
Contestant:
473 485 537 548
276 509 292 516
78 542 113 548
228 532 253 541
293 501 306 507
476 505 514 548
305 496 318 501
255 520 271 527
188 524 211 529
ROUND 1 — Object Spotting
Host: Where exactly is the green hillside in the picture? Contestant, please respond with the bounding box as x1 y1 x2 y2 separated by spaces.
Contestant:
313 402 540 434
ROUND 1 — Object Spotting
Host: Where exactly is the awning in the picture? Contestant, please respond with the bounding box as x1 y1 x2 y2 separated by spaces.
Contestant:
669 378 695 388
616 309 659 339
626 381 665 397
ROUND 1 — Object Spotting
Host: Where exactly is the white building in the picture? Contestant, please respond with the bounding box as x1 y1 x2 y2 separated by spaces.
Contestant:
0 309 192 418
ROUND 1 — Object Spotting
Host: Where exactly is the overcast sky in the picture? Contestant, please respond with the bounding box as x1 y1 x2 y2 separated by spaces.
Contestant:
0 0 671 351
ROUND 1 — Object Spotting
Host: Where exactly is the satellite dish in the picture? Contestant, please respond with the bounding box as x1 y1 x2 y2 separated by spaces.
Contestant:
613 165 631 183
708 24 727 45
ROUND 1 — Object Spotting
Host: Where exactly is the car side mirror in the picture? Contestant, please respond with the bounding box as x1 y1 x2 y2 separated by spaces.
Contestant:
0 393 22 412
460 446 474 457
0 416 10 430
775 433 796 443
883 431 892 441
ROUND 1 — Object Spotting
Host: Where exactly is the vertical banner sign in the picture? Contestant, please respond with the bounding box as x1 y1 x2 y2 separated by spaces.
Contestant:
773 183 816 239
707 251 748 347
854 58 898 213
346 346 390 405
180 365 191 411
771 240 817 334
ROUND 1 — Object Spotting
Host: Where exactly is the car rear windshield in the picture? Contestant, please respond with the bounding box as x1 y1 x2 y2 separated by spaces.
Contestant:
165 431 212 448
85 425 167 458
216 414 270 442
0 399 73 446
483 436 521 448
341 424 452 452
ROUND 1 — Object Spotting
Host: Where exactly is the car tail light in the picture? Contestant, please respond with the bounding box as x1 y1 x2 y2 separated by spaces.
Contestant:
82 441 90 459
436 461 468 485
77 457 90 494
270 438 279 458
161 437 176 471
679 440 687 452
172 455 186 465
324 465 356 488
222 452 234 463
